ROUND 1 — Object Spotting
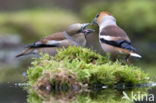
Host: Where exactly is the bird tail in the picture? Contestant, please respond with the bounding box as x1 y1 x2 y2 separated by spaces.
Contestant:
130 52 142 58
16 48 34 58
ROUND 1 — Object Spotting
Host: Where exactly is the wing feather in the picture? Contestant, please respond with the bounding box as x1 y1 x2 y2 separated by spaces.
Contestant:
100 25 136 51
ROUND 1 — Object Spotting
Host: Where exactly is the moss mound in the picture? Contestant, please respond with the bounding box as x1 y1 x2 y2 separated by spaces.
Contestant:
27 46 150 87
26 46 151 103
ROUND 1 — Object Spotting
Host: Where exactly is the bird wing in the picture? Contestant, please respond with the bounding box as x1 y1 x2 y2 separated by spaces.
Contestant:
27 32 67 48
27 39 72 48
99 25 136 52
16 48 34 57
16 32 71 57
16 39 72 58
42 32 66 41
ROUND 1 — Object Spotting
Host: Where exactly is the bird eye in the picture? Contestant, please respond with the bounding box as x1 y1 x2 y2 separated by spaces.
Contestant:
96 14 100 18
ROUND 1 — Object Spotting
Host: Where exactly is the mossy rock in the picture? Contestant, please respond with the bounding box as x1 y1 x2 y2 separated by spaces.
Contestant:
27 46 150 87
26 46 151 103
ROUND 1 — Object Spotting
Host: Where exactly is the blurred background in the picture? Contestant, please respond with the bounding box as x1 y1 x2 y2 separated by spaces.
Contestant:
0 0 155 103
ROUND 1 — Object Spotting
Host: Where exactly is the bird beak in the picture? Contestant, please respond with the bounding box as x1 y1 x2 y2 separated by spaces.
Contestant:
80 23 95 35
82 29 95 35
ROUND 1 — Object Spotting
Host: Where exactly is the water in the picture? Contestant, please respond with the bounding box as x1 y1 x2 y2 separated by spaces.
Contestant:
0 83 27 103
1 82 155 103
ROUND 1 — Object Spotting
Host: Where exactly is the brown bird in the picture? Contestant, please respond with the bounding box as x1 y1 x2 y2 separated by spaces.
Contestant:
16 23 94 57
92 11 141 61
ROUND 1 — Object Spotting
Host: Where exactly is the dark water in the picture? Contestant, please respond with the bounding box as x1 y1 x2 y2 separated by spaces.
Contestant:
1 83 156 103
0 83 27 103
136 87 156 103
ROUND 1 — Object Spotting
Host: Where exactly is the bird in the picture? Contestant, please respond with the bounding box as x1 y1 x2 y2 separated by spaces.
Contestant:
92 11 141 61
16 23 94 57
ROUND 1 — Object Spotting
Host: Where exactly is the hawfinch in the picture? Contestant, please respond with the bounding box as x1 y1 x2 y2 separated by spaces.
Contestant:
92 11 141 61
16 23 94 57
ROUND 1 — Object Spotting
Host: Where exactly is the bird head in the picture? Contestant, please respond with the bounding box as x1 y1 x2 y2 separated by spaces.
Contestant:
66 23 95 36
92 11 113 26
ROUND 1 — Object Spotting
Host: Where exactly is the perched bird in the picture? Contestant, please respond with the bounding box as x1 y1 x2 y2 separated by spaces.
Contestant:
16 23 94 57
92 11 141 61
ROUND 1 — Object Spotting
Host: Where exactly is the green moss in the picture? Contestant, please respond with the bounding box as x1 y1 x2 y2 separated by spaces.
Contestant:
27 90 42 103
26 46 151 103
55 46 108 64
27 46 150 86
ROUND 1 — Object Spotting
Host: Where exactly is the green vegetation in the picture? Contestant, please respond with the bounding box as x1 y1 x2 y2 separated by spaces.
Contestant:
27 89 137 103
0 8 80 43
27 46 150 87
26 44 151 103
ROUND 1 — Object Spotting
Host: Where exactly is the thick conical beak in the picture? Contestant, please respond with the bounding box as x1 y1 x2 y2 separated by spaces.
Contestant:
80 23 95 35
82 29 95 35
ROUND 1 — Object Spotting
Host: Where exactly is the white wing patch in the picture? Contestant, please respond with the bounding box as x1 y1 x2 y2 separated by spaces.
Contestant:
47 40 62 45
99 35 114 41
47 40 74 47
99 35 125 41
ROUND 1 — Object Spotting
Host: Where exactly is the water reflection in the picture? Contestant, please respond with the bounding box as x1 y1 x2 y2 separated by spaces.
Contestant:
1 82 156 103
26 83 155 103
